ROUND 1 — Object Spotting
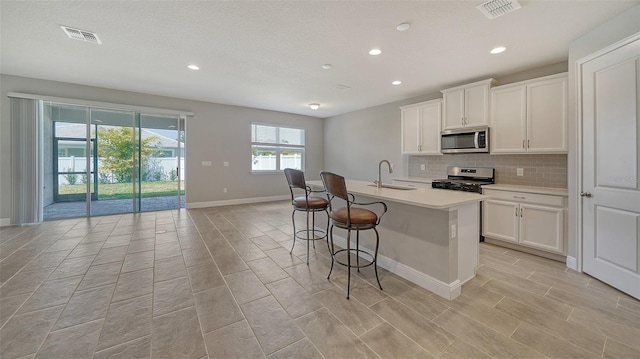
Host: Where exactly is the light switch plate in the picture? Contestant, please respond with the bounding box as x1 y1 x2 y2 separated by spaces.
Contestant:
420 164 426 171
201 161 212 167
223 161 229 167
517 168 524 176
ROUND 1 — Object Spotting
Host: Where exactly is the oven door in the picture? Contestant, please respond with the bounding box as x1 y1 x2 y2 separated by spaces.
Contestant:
441 127 489 153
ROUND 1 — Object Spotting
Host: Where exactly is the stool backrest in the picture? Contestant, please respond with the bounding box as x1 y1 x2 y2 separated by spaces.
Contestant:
320 171 348 201
284 168 306 190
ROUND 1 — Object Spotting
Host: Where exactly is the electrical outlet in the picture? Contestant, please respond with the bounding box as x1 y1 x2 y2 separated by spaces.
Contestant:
201 161 212 167
223 188 228 193
223 161 229 167
450 224 457 239
420 164 426 171
517 168 524 176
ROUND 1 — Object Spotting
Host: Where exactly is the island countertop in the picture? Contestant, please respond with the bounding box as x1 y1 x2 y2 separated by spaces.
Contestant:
307 179 488 210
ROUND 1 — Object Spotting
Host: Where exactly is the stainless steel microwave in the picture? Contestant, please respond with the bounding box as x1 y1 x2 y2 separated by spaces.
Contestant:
441 126 489 154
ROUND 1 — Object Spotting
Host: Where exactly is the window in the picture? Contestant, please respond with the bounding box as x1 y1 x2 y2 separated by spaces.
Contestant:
251 123 304 172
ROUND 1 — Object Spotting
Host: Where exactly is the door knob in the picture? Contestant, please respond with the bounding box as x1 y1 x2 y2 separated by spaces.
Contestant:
580 192 592 198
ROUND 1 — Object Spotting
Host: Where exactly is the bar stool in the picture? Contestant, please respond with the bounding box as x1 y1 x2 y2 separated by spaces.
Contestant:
284 168 330 265
320 171 388 299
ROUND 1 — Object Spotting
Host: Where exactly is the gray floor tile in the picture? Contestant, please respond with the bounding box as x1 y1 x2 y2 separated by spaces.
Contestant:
96 294 153 351
203 320 265 359
151 306 207 359
35 318 103 359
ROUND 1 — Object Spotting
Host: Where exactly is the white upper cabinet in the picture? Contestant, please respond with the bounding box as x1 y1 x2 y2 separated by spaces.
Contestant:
491 73 568 154
441 79 495 130
400 99 442 155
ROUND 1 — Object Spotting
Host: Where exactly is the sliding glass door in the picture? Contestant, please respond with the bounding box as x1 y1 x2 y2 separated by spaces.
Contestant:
89 108 136 216
136 114 184 212
43 102 185 220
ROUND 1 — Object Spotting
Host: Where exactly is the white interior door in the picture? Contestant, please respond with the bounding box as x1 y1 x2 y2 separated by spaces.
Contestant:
581 38 640 299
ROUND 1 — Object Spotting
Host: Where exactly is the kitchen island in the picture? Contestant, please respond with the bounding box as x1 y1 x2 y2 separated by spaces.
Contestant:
307 179 487 300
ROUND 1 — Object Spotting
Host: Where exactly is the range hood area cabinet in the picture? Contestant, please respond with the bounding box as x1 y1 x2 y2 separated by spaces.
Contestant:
400 99 442 155
490 73 568 154
441 78 496 130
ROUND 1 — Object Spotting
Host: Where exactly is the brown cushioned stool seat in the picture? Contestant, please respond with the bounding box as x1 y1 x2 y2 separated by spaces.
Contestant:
294 196 329 210
331 207 378 225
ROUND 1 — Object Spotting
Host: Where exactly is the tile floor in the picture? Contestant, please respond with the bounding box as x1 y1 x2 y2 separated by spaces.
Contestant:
0 200 638 358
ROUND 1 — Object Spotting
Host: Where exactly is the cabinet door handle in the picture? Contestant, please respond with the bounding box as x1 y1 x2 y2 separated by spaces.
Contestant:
513 196 525 199
527 139 530 148
515 207 518 217
520 208 524 217
522 140 525 149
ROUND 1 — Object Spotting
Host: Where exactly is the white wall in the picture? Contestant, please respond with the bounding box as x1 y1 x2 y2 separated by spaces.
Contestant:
567 6 640 260
0 74 324 221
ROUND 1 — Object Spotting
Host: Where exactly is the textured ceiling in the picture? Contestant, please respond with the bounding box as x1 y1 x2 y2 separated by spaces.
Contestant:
1 1 638 118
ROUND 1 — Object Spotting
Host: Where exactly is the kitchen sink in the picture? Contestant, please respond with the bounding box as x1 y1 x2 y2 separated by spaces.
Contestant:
367 184 417 190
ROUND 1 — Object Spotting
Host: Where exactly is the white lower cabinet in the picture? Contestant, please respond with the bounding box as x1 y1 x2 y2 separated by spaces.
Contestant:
483 189 566 255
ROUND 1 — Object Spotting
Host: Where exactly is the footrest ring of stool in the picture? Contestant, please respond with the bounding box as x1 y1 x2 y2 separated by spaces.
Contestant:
294 229 328 241
332 248 376 269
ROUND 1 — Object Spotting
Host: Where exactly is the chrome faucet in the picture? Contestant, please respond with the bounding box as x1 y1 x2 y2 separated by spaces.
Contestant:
377 160 393 188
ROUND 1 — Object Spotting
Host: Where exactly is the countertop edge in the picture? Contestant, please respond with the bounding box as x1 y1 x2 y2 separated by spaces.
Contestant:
483 184 568 196
307 180 487 210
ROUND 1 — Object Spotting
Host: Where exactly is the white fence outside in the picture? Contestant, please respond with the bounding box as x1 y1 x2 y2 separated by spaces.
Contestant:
252 154 302 171
57 156 185 184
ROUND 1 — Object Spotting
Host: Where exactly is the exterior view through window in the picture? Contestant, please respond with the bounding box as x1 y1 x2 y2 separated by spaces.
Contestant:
251 124 304 171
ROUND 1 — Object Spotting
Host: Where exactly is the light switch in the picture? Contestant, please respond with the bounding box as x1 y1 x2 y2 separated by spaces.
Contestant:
517 168 524 176
223 161 229 167
201 161 212 167
420 164 426 171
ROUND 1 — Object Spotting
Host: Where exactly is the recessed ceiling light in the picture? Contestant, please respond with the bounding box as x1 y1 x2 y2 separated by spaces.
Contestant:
322 64 333 70
187 64 200 70
309 103 320 110
490 46 507 54
369 48 382 56
396 23 411 31
392 80 402 85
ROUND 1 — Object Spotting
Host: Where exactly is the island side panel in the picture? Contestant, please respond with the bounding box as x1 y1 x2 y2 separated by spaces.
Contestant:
455 203 480 285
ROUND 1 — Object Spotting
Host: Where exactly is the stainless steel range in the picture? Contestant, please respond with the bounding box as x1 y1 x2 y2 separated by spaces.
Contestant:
431 166 495 194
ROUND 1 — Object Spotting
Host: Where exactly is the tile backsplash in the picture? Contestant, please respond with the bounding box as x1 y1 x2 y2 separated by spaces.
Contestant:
408 154 567 188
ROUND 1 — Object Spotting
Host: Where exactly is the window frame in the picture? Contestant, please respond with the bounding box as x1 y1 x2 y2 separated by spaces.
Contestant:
250 123 305 173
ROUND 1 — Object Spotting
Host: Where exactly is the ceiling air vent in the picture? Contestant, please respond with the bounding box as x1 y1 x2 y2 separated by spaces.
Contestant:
60 26 102 44
476 0 522 20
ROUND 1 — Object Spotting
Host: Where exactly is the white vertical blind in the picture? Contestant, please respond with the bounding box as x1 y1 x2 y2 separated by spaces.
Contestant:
10 97 42 224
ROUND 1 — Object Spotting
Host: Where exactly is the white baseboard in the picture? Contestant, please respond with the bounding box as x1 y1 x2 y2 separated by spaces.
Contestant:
566 256 579 271
328 231 462 300
186 195 289 209
0 218 11 227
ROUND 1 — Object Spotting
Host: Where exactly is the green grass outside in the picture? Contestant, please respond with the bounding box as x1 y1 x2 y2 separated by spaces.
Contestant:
59 180 185 200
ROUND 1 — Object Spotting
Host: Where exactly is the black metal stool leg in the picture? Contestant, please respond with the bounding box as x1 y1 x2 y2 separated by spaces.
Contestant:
325 209 331 253
289 210 296 254
356 230 360 272
311 211 316 249
306 209 310 265
347 229 351 299
327 224 335 279
373 227 383 291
